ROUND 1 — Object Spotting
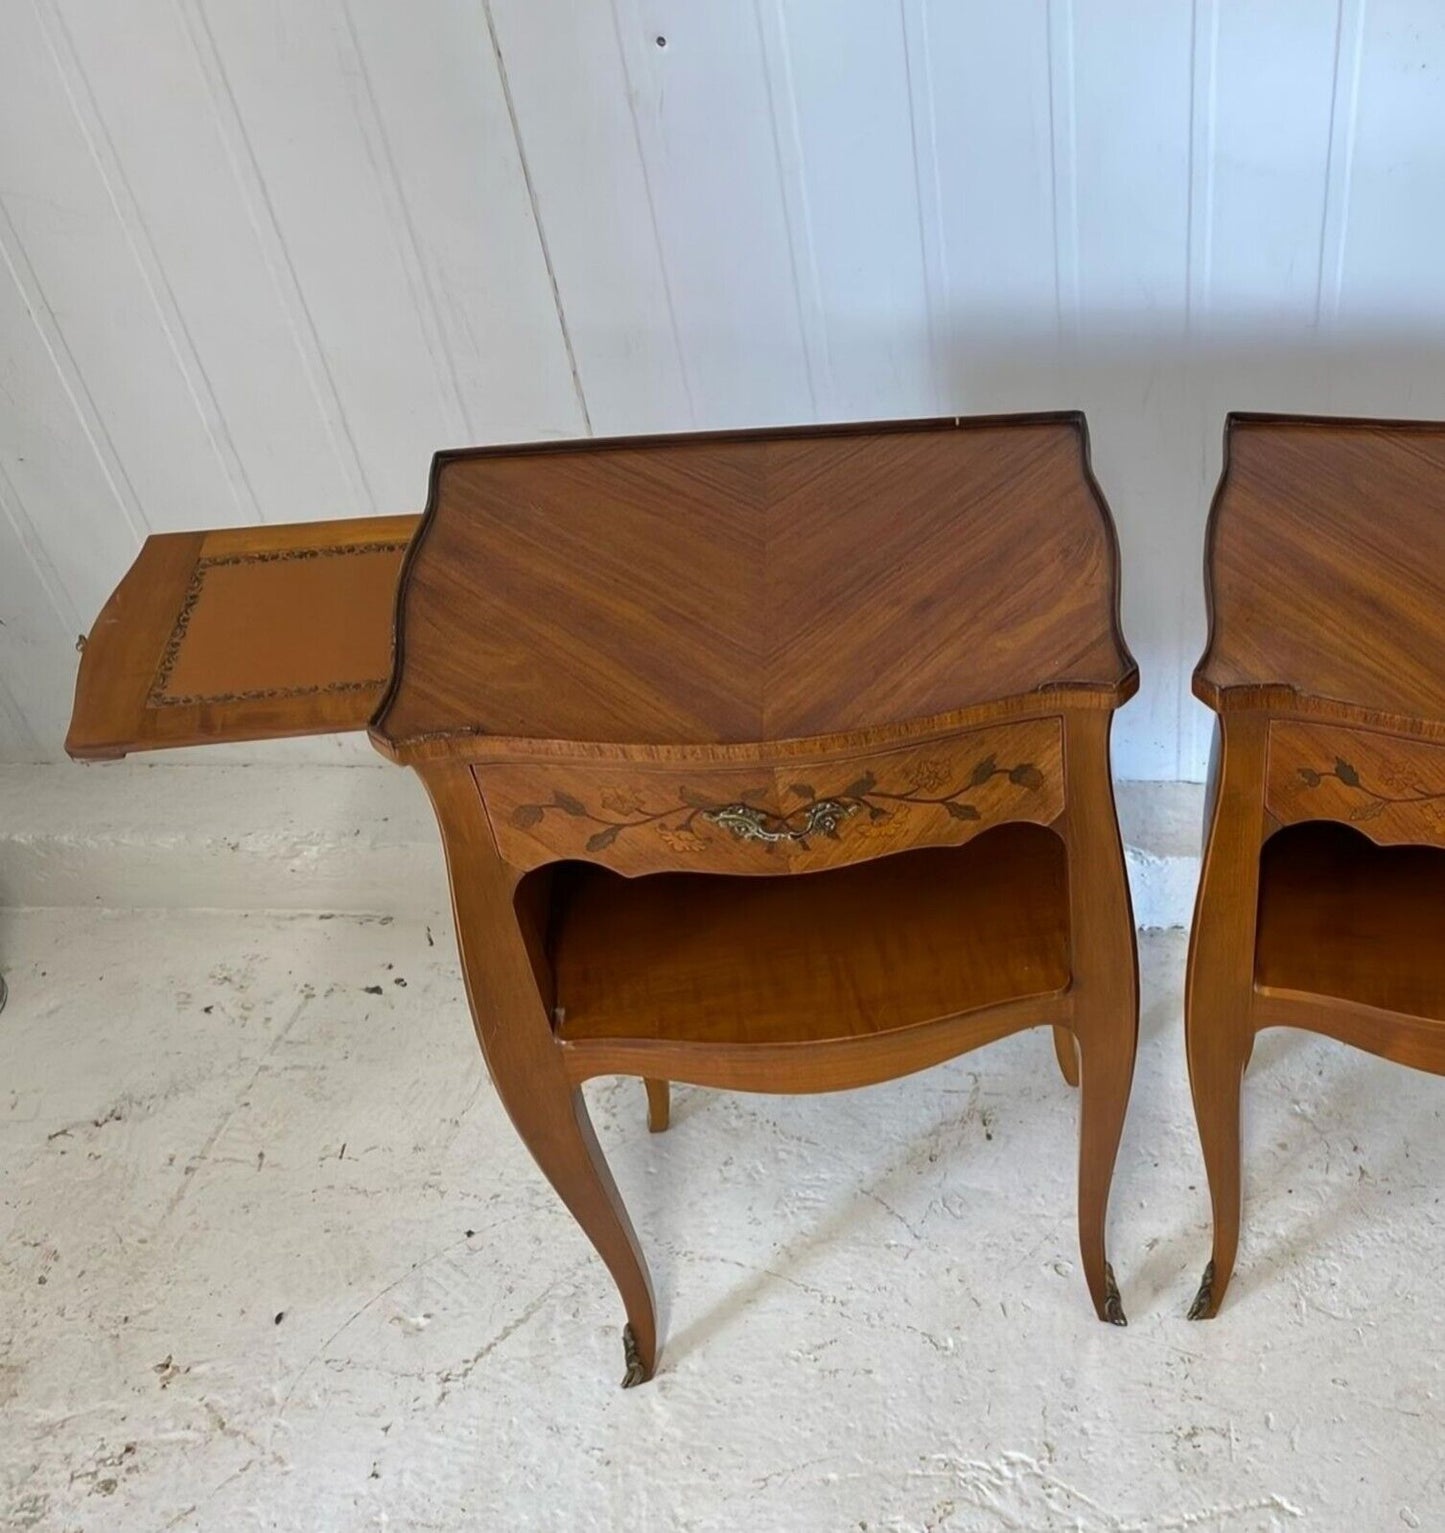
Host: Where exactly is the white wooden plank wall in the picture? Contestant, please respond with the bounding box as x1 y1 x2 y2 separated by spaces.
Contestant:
2 0 1444 777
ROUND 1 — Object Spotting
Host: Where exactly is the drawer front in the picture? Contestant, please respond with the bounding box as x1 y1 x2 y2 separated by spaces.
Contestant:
1267 720 1445 846
476 718 1064 875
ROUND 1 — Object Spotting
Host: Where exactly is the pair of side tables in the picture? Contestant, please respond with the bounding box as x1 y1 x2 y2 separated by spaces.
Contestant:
64 412 1445 1386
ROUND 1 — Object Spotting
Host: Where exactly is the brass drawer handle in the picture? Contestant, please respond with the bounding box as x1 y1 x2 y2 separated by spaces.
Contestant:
702 799 858 844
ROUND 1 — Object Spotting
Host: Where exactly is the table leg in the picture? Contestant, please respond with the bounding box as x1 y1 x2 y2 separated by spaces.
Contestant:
1051 1025 1080 1087
500 1072 658 1386
1185 715 1266 1320
644 1078 670 1132
1063 712 1139 1326
1076 1027 1132 1324
421 764 659 1385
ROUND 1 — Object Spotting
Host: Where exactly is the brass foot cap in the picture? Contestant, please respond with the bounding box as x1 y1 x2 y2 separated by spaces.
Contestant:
621 1324 651 1388
1187 1260 1217 1321
1103 1262 1127 1327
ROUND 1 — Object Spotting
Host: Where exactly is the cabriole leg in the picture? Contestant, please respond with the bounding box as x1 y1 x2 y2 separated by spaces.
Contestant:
1076 1027 1133 1324
1062 711 1140 1325
1052 1025 1080 1087
1184 715 1266 1320
1185 1027 1248 1319
422 764 658 1386
501 1073 658 1384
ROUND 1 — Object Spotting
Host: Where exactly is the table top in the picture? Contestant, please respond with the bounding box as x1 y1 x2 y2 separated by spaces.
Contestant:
1197 413 1445 730
371 414 1134 761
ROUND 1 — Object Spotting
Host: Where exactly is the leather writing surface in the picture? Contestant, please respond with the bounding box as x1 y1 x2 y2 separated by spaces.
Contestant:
157 546 402 704
67 515 417 758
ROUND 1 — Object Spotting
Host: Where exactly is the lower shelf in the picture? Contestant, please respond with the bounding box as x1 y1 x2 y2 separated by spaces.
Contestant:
545 821 1071 1049
1256 820 1445 1022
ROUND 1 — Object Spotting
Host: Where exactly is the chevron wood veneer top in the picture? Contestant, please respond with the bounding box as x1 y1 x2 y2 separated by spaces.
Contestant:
1197 413 1445 733
370 414 1135 761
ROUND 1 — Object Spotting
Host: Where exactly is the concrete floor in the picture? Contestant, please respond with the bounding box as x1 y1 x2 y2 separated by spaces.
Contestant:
1 912 1442 1531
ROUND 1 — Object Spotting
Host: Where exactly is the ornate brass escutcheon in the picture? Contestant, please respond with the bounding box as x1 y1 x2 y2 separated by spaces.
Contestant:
702 799 858 844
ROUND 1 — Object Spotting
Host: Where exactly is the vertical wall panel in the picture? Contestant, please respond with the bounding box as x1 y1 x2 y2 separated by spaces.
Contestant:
1332 0 1445 324
488 0 694 436
338 0 585 447
1072 2 1194 324
1294 0 1445 425
604 0 815 427
1328 0 1445 417
759 0 934 421
1202 1 1343 326
48 0 360 526
908 0 1061 394
507 0 817 432
0 472 77 758
0 1 233 543
0 254 111 756
196 2 527 513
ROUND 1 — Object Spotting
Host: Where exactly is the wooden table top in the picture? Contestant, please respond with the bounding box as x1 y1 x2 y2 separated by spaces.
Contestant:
372 414 1135 761
1197 413 1445 730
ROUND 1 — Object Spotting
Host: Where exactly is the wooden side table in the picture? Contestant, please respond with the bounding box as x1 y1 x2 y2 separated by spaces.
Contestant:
1190 412 1445 1319
69 414 1139 1385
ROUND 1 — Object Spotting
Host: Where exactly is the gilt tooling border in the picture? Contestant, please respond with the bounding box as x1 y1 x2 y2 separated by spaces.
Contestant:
149 542 411 708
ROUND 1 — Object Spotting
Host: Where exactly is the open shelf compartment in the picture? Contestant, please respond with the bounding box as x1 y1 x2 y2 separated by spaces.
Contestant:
1256 820 1445 1022
524 822 1072 1050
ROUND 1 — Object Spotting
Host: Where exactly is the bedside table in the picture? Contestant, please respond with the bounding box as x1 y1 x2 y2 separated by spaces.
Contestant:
1190 412 1445 1319
69 414 1138 1385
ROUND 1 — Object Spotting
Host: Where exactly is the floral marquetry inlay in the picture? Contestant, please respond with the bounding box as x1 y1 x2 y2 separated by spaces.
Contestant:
1294 756 1445 833
475 719 1066 876
1267 719 1445 846
509 752 1043 854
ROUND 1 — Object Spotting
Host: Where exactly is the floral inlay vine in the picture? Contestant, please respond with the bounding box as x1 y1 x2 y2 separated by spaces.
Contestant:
1297 756 1445 824
508 754 1045 854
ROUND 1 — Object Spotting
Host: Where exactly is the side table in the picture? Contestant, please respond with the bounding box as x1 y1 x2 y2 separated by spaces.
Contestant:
69 414 1139 1384
1189 412 1445 1318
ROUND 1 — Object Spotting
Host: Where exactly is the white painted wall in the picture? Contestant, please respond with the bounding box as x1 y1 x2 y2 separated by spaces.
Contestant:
3 0 1444 778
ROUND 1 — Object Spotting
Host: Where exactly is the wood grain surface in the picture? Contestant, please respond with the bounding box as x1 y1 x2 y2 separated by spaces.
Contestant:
1266 719 1445 847
477 719 1062 876
1256 821 1445 1024
372 415 1135 761
549 824 1070 1049
1198 414 1445 732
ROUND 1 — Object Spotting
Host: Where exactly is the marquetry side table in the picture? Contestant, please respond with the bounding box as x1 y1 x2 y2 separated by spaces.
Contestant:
1189 412 1445 1319
68 414 1139 1386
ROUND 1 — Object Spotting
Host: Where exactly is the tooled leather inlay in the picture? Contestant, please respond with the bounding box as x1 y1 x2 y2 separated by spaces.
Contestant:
149 542 407 708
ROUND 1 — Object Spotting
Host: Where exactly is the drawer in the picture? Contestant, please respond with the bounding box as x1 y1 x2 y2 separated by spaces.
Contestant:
475 718 1064 876
1266 720 1445 846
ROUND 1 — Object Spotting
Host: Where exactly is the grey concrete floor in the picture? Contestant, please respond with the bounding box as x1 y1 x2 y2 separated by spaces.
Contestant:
0 912 1442 1531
